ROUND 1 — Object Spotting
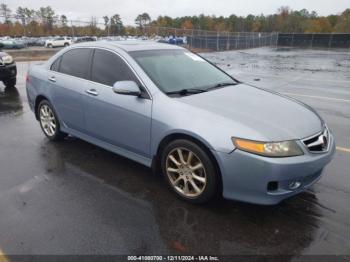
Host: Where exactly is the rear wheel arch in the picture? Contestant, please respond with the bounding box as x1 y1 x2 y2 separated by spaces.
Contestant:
153 133 223 195
34 95 49 120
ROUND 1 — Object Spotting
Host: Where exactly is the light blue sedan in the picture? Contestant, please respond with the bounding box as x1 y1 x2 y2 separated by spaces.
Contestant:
26 41 335 205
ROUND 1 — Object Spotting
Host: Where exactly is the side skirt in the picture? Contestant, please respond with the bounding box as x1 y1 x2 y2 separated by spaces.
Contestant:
61 126 153 168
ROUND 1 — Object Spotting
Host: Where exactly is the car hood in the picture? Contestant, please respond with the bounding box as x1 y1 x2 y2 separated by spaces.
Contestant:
178 84 323 141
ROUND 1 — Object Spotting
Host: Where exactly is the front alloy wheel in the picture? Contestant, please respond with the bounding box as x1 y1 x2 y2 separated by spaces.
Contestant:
162 139 219 204
166 148 207 197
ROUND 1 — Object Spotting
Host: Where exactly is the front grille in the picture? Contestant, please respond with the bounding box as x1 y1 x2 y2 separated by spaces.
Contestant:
302 127 330 153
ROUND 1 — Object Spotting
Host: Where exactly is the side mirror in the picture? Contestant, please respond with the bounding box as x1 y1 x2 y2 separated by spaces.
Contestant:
112 81 141 97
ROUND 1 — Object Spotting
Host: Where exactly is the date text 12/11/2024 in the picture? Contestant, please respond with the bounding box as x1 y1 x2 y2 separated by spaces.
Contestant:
127 256 220 261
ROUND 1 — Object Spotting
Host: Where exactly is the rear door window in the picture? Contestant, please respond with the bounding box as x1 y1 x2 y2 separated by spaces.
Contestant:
59 48 92 79
50 57 61 72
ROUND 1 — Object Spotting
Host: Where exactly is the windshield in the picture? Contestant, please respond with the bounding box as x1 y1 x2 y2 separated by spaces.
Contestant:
130 49 237 95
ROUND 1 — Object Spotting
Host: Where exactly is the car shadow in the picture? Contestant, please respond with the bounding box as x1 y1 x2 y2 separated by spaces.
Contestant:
0 85 23 116
34 136 321 255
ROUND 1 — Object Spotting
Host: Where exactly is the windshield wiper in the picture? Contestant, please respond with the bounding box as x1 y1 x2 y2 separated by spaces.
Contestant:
206 82 237 91
165 88 207 96
165 82 237 96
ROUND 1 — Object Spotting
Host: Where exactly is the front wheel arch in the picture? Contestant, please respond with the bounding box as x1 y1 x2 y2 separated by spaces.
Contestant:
153 133 223 196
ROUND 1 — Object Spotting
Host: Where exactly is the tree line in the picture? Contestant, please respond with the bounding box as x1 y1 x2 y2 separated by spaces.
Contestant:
0 3 349 37
152 7 350 33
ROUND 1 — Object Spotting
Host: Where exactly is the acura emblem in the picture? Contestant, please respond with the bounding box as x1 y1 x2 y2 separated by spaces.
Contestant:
304 128 329 152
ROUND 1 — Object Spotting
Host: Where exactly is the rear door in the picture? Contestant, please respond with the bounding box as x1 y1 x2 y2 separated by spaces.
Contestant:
49 48 92 132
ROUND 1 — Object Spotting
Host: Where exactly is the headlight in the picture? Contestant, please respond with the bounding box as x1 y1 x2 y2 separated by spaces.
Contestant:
232 138 304 157
2 55 13 64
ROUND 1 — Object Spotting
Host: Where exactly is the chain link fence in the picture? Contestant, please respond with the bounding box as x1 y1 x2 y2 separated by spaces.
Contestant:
277 33 350 48
142 26 279 51
142 27 350 50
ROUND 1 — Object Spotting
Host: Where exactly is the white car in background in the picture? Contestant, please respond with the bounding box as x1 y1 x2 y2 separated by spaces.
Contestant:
45 37 72 48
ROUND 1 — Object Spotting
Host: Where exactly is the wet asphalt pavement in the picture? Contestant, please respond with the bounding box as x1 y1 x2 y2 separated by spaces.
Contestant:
0 48 350 256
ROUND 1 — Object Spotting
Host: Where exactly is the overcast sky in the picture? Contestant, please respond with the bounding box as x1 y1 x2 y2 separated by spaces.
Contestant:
6 0 350 25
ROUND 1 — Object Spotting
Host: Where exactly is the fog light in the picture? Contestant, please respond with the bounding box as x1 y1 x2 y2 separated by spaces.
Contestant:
289 181 302 190
267 181 278 192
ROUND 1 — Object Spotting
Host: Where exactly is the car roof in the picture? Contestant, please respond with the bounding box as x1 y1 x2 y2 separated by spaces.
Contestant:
72 40 184 52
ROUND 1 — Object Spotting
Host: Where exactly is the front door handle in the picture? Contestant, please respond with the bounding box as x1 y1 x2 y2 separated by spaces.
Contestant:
48 76 56 82
85 89 99 96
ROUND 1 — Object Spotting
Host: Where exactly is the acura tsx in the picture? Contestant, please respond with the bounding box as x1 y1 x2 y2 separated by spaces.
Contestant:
26 41 335 205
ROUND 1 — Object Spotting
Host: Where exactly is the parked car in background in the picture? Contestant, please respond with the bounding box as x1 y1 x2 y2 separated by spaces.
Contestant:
26 41 335 205
21 37 36 47
157 37 186 45
168 37 185 45
22 37 47 47
37 37 48 46
74 36 97 43
0 43 17 88
0 39 26 49
45 37 72 48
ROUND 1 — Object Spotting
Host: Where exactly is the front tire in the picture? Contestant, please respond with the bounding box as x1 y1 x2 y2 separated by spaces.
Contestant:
3 78 16 88
161 139 219 204
38 100 66 141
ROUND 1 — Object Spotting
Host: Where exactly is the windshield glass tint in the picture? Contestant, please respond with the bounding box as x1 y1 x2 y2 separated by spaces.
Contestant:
130 50 236 93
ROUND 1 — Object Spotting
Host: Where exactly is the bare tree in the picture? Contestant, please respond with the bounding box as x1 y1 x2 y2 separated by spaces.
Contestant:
16 7 26 26
103 15 110 35
16 7 26 35
60 15 68 27
110 14 123 35
135 14 142 28
135 13 151 28
36 6 57 32
24 8 35 23
0 3 12 24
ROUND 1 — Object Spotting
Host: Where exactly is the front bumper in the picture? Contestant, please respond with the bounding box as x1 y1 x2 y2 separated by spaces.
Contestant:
0 63 17 80
213 133 336 205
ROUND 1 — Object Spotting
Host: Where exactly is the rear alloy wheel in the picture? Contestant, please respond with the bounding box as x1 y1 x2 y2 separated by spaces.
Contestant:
38 100 65 141
162 139 219 204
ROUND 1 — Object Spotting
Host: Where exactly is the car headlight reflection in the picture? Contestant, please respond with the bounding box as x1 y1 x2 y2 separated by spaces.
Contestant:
2 55 13 64
232 138 304 157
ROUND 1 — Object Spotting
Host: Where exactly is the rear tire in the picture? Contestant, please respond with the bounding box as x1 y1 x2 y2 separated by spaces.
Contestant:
38 100 66 141
161 139 219 204
64 43 69 47
3 78 16 88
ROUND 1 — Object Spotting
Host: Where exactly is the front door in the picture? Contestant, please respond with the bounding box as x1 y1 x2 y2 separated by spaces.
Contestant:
84 49 152 158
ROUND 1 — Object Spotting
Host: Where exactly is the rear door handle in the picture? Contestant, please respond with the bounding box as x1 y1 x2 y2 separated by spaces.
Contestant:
48 76 56 82
85 89 99 96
